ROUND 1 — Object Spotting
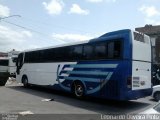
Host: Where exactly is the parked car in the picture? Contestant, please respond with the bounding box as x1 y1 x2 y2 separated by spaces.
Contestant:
141 102 160 114
152 85 160 101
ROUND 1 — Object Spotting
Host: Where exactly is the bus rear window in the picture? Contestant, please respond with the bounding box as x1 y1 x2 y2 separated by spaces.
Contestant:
134 32 144 42
134 32 149 44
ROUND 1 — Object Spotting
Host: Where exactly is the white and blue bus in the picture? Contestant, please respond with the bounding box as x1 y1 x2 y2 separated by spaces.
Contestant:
16 29 152 100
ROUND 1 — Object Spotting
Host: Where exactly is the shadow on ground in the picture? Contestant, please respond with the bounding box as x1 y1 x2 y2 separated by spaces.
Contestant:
7 85 152 114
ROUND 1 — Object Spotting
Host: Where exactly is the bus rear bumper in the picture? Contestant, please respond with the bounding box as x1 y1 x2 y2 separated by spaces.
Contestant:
125 88 153 100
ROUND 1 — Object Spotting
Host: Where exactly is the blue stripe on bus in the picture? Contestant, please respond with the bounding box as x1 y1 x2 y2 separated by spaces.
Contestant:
68 64 118 69
57 63 117 94
59 76 100 83
87 72 113 94
61 70 109 76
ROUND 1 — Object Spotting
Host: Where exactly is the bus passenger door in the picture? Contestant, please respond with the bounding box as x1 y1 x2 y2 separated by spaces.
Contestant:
16 53 24 75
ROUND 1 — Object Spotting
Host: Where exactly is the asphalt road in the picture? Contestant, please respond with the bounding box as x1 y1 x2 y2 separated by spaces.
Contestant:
0 81 158 120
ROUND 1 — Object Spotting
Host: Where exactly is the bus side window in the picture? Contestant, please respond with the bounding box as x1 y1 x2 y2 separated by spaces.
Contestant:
107 41 122 59
114 41 121 58
95 43 107 59
108 42 114 59
65 46 73 61
72 45 83 60
83 44 94 60
31 51 37 63
24 52 30 63
53 47 71 61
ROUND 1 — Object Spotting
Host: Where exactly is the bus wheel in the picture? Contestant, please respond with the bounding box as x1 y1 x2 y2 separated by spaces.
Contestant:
22 76 28 88
154 92 160 101
72 81 85 99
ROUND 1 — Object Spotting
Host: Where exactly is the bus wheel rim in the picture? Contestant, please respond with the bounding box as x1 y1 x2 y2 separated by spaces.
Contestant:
75 85 83 97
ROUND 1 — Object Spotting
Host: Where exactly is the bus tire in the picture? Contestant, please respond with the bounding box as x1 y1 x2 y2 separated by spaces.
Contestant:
72 81 85 99
154 91 160 101
22 75 29 88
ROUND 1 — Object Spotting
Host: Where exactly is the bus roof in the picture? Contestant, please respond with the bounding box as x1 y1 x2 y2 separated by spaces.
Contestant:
99 29 131 38
22 29 132 53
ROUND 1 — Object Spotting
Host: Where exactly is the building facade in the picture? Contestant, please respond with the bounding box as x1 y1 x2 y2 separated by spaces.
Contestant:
0 52 8 57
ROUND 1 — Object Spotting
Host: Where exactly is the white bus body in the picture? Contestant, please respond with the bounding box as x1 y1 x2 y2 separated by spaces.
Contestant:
16 29 152 100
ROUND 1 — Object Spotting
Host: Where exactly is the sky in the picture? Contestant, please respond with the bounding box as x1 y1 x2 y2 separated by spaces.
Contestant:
0 0 160 52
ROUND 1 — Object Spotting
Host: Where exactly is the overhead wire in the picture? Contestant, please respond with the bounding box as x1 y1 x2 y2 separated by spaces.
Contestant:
1 16 98 46
1 20 56 47
0 16 99 52
20 16 91 34
2 20 49 37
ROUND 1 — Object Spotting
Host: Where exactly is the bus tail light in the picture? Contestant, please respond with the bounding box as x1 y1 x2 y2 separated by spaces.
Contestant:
127 77 132 88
